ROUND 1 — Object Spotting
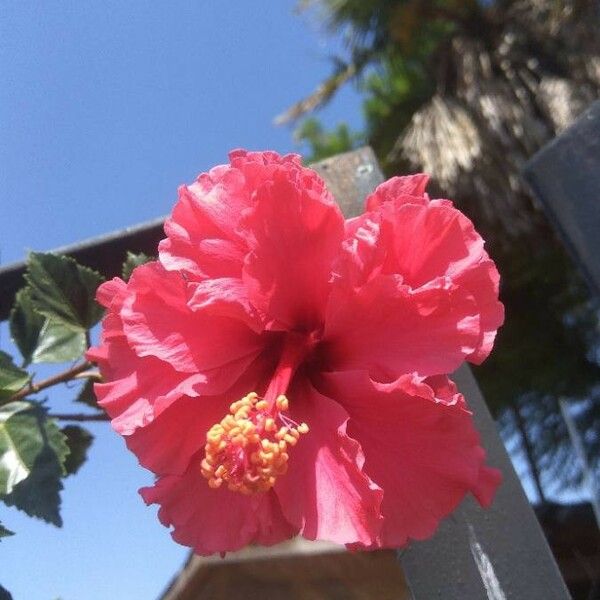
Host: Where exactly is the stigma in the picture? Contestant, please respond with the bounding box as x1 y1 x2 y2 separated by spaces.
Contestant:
201 392 309 495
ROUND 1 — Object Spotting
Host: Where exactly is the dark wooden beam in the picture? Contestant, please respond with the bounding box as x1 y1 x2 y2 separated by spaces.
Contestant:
523 100 600 298
0 217 165 321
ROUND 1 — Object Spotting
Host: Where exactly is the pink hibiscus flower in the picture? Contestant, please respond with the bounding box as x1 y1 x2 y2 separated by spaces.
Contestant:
88 150 504 555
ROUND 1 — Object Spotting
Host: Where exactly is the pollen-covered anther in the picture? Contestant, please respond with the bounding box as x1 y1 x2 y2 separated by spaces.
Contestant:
201 392 309 495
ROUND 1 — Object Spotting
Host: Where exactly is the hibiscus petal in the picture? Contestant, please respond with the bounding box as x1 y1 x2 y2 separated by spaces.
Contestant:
92 315 260 434
274 378 383 546
122 262 263 373
455 259 503 364
324 274 480 380
336 213 388 288
90 280 200 434
126 395 228 476
96 277 127 310
159 166 249 279
93 364 203 436
240 164 344 331
159 150 304 280
125 351 279 475
356 177 504 365
318 370 501 548
381 202 484 286
379 202 504 362
229 148 303 189
365 174 430 211
89 269 265 437
140 460 296 556
187 277 264 332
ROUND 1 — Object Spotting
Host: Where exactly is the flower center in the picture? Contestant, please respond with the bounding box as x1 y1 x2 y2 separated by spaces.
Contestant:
201 331 317 495
201 392 308 494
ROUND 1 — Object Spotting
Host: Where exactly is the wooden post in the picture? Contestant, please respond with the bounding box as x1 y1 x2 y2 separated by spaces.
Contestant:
313 148 570 599
524 100 600 542
523 100 600 297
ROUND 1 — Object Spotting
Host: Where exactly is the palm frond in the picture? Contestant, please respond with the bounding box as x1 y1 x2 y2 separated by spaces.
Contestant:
275 62 358 125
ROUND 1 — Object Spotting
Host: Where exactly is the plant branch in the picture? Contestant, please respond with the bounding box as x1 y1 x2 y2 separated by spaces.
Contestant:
73 370 102 381
10 361 92 402
49 412 109 422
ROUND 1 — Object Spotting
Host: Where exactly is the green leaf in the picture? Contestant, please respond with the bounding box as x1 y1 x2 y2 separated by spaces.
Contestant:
9 288 46 365
0 352 29 399
31 320 86 364
61 425 93 476
0 401 69 492
0 521 14 539
0 402 34 493
10 287 86 365
75 378 99 409
0 402 69 526
25 252 104 330
122 251 152 281
3 444 65 526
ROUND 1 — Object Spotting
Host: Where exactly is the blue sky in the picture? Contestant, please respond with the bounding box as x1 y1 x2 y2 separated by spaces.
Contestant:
0 3 363 599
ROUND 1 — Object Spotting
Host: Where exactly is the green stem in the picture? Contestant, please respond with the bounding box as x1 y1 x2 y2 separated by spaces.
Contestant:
9 361 92 402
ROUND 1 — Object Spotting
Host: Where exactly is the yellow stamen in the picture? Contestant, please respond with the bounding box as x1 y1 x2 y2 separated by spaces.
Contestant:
201 392 309 495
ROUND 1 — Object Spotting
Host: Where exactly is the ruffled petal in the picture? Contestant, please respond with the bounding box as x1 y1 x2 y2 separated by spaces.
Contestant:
91 359 205 436
318 370 501 548
159 165 248 279
454 259 503 364
240 164 344 331
187 277 264 332
351 175 504 365
228 148 302 189
365 174 430 211
88 270 264 436
121 262 263 373
324 274 480 380
124 351 278 475
89 278 202 434
336 213 388 288
140 460 296 556
378 201 504 363
95 277 128 311
125 395 226 475
379 202 484 286
159 149 304 280
274 378 383 546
